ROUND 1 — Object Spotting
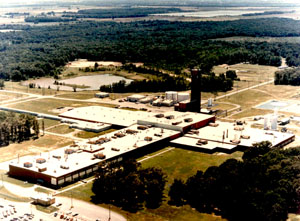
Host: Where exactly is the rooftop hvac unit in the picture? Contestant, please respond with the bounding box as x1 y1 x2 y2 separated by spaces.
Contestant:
60 165 69 170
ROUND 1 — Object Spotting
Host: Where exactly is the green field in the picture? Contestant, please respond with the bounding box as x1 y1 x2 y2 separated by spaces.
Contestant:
47 124 75 134
74 128 117 139
7 98 117 115
141 147 243 183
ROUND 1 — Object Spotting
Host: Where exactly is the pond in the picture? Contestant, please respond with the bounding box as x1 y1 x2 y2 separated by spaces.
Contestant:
22 74 132 91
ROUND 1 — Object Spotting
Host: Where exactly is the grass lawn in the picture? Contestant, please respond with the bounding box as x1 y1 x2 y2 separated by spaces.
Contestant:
34 187 53 194
35 205 58 213
0 170 33 188
38 119 60 129
74 128 117 139
59 147 243 221
0 186 31 202
140 147 243 183
55 92 96 100
7 98 117 115
46 124 75 134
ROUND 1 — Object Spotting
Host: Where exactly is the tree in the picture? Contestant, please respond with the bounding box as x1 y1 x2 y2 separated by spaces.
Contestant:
140 167 167 209
168 179 186 206
0 80 4 90
225 70 238 80
92 159 167 212
32 118 39 137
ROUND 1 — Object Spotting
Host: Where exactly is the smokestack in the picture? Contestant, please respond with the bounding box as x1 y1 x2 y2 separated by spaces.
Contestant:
190 69 201 113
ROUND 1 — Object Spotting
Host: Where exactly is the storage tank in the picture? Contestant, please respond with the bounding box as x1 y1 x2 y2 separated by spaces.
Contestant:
271 115 278 130
208 98 213 107
264 115 269 130
178 92 190 102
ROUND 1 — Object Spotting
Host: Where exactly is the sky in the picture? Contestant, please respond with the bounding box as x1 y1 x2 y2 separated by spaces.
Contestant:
1 0 300 6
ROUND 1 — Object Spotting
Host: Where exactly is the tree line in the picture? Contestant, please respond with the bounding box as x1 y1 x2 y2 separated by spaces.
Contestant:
99 73 233 93
274 68 300 85
0 112 39 146
168 141 300 221
63 7 183 19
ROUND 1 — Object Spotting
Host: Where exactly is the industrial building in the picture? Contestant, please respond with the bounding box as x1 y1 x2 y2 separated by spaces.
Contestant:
9 125 181 188
171 121 295 153
9 105 294 188
95 92 109 98
9 107 215 188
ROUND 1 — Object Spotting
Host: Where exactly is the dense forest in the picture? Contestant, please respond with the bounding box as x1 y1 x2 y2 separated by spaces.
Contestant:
1 18 300 82
0 112 39 146
274 68 300 85
241 10 294 16
63 7 183 19
25 16 76 23
168 141 300 221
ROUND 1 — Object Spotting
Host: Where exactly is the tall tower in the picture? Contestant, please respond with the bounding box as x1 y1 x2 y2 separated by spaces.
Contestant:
190 69 201 113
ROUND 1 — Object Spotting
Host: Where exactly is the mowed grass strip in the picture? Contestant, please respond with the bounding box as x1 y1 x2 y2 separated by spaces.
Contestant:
7 98 117 115
46 124 74 134
55 92 96 100
74 128 117 139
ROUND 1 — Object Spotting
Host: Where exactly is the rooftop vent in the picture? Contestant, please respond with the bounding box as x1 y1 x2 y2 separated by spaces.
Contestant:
36 158 46 164
24 162 32 168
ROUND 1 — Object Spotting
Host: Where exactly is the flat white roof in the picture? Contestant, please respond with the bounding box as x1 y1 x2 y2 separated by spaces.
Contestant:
138 111 214 131
9 125 180 178
171 121 294 150
171 136 237 151
59 106 214 130
59 106 153 127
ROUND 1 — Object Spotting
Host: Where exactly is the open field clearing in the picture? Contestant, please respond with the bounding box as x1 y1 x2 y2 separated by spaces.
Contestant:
6 98 117 115
0 91 27 101
61 66 149 81
213 64 275 82
5 81 63 96
214 36 300 43
46 124 75 134
140 147 243 183
67 60 122 68
38 119 60 129
55 91 96 100
0 134 73 163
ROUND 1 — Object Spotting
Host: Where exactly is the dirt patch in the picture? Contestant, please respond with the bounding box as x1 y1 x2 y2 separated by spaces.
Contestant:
67 59 122 68
51 106 73 114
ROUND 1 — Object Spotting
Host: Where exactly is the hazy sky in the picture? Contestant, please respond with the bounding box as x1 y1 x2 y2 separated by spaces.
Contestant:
1 0 300 6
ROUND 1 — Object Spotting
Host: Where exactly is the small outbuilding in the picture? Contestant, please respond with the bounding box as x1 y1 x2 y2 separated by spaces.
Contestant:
95 92 109 98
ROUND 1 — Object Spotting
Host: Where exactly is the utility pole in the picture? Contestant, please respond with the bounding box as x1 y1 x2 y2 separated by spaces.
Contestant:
108 204 111 221
70 190 73 209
